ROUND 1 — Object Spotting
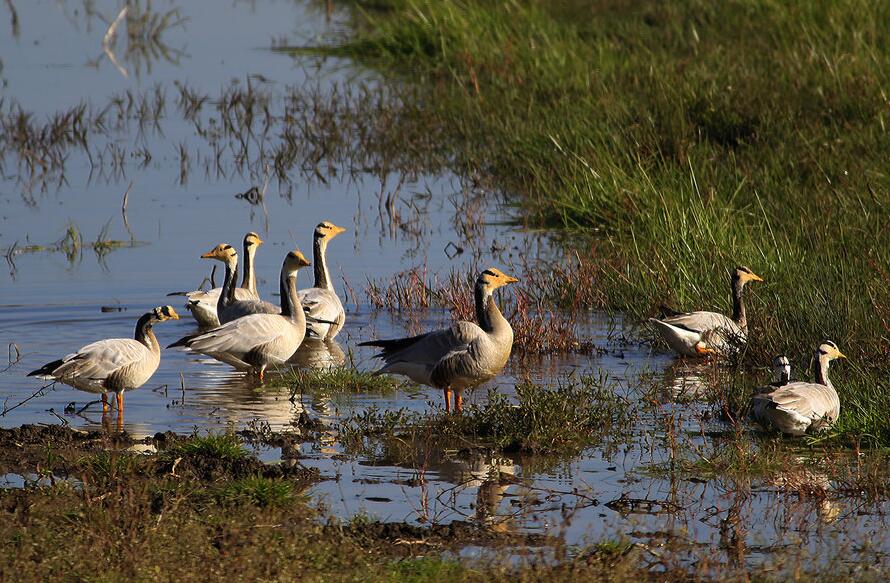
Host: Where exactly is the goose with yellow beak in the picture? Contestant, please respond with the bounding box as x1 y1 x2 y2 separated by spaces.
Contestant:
649 266 764 356
299 221 348 340
174 232 265 328
28 306 180 420
750 342 845 435
169 250 311 384
360 268 519 413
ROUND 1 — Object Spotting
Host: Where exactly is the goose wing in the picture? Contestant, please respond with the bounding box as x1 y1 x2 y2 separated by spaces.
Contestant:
219 299 280 323
661 311 738 334
174 314 294 360
751 382 839 420
361 321 485 386
299 288 345 339
38 339 151 391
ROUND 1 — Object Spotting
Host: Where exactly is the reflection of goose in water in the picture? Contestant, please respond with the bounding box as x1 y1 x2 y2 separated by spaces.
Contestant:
431 450 518 531
289 338 346 369
763 456 840 523
659 359 717 401
182 366 306 428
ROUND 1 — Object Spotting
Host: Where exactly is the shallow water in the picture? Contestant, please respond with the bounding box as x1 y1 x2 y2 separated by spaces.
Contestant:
0 0 887 574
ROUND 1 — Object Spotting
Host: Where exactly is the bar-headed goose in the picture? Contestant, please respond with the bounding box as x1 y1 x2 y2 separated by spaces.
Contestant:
28 306 180 418
177 232 264 328
360 268 518 413
749 342 845 435
299 221 347 340
168 250 311 384
649 266 763 356
197 242 280 325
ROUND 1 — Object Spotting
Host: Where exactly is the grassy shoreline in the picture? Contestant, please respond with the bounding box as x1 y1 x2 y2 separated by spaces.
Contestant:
303 0 890 445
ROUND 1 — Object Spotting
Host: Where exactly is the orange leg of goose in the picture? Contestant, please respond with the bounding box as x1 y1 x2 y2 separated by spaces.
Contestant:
101 394 109 413
454 391 463 414
443 387 453 413
258 368 265 385
116 392 124 431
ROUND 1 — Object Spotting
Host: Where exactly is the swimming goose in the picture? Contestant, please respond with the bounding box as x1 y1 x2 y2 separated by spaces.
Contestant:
360 268 518 413
299 221 347 340
749 342 845 436
168 250 311 384
27 306 180 417
179 232 264 328
649 266 763 356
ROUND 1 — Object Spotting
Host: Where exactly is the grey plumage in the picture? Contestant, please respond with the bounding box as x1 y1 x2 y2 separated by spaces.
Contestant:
649 266 763 356
749 342 845 436
27 306 180 413
361 268 518 413
169 250 311 383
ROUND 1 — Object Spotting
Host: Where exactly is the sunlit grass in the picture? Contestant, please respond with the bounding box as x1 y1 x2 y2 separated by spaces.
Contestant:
316 0 890 445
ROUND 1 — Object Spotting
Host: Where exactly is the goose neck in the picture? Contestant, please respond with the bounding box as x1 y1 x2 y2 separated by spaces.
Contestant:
475 283 510 336
220 255 239 308
731 277 747 331
814 354 833 388
134 314 160 355
313 236 332 290
279 268 305 329
241 243 258 296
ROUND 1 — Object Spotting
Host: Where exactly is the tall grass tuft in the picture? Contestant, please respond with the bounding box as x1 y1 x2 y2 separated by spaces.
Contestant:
324 0 890 445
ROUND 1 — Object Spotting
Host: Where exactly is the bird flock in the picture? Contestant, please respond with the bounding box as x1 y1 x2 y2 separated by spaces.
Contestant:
28 229 845 436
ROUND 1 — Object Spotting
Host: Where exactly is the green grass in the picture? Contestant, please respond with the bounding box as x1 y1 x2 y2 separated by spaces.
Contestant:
212 476 302 508
309 0 890 446
340 373 634 459
168 433 247 461
280 366 401 397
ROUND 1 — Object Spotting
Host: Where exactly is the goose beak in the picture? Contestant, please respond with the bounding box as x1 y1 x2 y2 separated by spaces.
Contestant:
504 275 519 284
200 251 215 259
750 272 764 282
255 235 264 245
332 225 347 236
835 349 847 359
168 308 181 320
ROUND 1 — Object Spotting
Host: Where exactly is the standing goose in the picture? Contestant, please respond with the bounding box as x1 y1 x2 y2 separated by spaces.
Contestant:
649 266 764 356
749 342 845 436
178 232 264 328
360 268 518 413
197 242 280 324
27 306 180 419
168 250 311 384
299 221 347 340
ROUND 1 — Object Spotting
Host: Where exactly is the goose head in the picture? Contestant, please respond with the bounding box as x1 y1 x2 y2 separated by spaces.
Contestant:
150 305 180 322
243 232 264 249
314 221 347 242
201 243 237 264
816 341 846 361
477 268 519 291
732 266 764 288
772 354 791 383
283 249 311 272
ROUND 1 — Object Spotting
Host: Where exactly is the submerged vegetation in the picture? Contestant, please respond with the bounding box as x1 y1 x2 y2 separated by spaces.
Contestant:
312 0 890 445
